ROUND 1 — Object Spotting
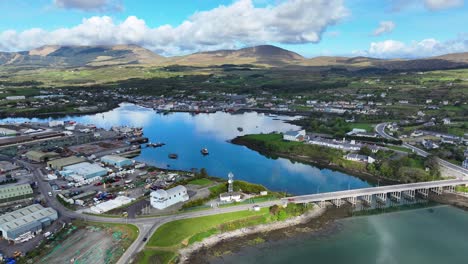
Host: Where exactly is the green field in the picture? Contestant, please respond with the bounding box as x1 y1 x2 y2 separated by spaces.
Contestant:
135 249 176 264
188 178 213 186
148 208 269 247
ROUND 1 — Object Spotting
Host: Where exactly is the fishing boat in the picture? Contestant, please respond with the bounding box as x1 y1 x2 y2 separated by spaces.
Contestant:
147 142 166 148
201 148 209 155
168 153 178 159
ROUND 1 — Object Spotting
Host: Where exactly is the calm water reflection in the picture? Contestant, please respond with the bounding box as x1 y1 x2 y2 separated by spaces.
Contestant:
1 103 371 195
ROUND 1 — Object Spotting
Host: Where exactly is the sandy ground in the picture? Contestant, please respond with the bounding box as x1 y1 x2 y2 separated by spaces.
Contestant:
178 206 327 263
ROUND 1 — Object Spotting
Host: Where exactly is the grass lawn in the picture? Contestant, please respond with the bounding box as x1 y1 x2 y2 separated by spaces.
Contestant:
350 122 376 132
456 186 468 193
386 145 413 153
137 249 176 264
147 208 269 247
188 178 213 186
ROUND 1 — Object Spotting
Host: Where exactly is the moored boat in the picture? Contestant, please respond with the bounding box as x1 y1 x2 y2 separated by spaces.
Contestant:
201 148 209 155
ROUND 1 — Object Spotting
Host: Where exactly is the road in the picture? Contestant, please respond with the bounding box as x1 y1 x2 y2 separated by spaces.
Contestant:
375 123 468 178
14 158 280 264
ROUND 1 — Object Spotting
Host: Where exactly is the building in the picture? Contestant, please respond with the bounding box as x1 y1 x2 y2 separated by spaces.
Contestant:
219 192 242 202
308 137 361 151
100 155 133 168
150 185 189 210
345 154 375 164
463 159 468 169
63 162 108 179
283 130 306 142
442 118 451 125
0 161 19 173
0 204 57 241
90 196 134 214
346 128 378 138
0 127 18 137
5 96 25 101
422 139 439 150
47 156 86 170
25 150 60 162
0 184 33 204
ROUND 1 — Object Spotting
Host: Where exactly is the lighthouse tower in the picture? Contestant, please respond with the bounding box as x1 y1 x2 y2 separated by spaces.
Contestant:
228 172 234 193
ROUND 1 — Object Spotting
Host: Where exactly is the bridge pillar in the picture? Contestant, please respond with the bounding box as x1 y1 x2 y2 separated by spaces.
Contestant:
360 195 372 205
346 196 357 205
390 191 401 202
331 198 343 208
445 185 455 193
316 200 326 208
417 188 428 198
376 193 387 203
430 187 443 195
403 189 415 200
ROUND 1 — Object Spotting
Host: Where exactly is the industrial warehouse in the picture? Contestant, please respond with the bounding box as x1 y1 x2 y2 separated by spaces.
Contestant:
0 184 33 205
100 155 133 168
0 204 58 242
61 162 108 180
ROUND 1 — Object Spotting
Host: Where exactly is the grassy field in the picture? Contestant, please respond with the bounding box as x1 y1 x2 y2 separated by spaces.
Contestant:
148 208 269 247
350 122 376 132
188 178 213 186
136 249 176 264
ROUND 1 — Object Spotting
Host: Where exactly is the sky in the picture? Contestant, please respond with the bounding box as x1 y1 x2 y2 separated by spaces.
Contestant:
0 0 467 58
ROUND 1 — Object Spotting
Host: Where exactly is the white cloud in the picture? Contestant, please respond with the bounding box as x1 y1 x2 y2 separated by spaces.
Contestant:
354 36 468 58
423 0 464 10
53 0 123 12
390 0 464 11
0 0 349 56
373 21 395 36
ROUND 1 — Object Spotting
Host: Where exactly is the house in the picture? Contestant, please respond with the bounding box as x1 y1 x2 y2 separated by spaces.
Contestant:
346 128 378 138
5 96 25 101
345 154 375 164
283 130 306 142
463 159 468 169
219 192 242 202
150 185 189 210
442 118 451 125
422 139 439 150
308 137 361 151
411 130 424 137
48 120 64 127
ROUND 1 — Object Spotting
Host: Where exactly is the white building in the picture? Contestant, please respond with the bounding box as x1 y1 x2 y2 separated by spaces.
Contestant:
345 154 375 164
219 192 242 202
5 96 25 101
90 196 134 214
442 118 451 125
150 185 189 210
462 159 468 169
283 129 306 142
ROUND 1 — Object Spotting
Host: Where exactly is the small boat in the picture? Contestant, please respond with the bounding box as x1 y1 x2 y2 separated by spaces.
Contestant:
237 127 243 132
147 142 166 148
201 148 209 155
168 153 178 159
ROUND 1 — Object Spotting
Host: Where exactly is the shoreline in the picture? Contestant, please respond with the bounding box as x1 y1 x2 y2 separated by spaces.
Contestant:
179 206 328 263
230 136 399 187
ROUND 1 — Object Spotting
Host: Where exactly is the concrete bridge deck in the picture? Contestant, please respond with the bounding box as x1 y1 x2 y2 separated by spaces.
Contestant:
282 179 468 204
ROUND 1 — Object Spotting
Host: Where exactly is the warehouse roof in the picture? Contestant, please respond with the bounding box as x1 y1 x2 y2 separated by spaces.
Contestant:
0 184 33 200
47 156 86 169
63 162 107 176
0 204 57 232
101 155 130 163
26 150 59 161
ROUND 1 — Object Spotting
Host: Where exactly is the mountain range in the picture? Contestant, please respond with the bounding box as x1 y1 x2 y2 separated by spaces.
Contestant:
1 44 467 71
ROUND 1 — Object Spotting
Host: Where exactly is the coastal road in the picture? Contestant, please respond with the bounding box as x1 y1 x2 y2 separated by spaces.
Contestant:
375 123 468 179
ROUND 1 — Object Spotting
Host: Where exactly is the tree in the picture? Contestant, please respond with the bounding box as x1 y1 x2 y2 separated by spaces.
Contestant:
359 146 372 156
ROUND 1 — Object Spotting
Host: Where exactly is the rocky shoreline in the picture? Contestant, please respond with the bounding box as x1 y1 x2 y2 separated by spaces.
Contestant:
179 207 326 263
183 205 353 264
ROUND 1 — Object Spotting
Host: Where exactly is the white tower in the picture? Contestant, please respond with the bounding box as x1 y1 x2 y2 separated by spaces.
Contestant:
228 172 234 193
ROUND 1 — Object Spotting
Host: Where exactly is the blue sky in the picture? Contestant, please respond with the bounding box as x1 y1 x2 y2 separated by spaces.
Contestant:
0 0 466 58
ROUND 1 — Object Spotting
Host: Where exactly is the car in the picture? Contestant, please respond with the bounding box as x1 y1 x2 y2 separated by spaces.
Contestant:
48 192 52 197
142 237 147 242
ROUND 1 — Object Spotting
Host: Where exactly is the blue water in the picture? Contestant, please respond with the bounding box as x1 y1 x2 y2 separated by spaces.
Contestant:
215 206 468 264
1 103 371 195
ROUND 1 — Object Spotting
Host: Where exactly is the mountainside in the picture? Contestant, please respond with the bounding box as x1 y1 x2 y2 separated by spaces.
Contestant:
0 44 165 68
169 45 304 66
0 44 467 71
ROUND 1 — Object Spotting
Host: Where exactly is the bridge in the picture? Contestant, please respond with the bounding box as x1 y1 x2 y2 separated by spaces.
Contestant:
281 179 468 208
